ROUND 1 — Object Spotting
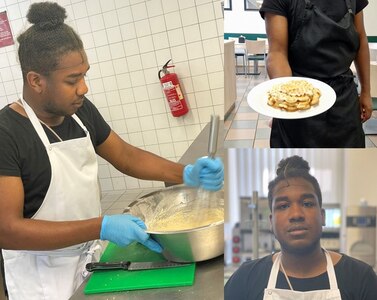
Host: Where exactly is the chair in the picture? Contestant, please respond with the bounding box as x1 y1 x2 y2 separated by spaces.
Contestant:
257 37 269 53
362 62 377 134
229 37 247 76
245 40 267 76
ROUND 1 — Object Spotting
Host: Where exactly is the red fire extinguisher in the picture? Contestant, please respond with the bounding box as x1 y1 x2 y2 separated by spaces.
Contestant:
158 59 189 117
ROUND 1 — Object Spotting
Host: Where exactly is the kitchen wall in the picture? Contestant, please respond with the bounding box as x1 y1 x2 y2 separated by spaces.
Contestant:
224 1 377 37
364 0 377 37
0 0 224 191
224 0 264 35
344 149 377 208
343 149 377 268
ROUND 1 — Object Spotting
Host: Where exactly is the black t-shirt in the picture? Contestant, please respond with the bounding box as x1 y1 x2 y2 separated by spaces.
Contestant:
260 0 368 45
260 0 368 20
225 254 377 300
0 97 111 218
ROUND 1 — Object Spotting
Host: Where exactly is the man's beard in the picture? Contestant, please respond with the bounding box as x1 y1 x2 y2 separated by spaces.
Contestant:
43 99 70 117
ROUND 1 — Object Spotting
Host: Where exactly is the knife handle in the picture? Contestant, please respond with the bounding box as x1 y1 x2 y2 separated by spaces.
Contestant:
85 261 131 272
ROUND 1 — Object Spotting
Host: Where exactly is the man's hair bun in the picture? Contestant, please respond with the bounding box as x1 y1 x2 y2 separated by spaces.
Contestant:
27 2 67 30
276 155 310 177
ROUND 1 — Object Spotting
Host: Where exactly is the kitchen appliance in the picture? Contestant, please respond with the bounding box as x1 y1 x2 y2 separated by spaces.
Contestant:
231 193 276 265
321 204 341 251
124 185 224 262
84 242 195 294
345 205 376 267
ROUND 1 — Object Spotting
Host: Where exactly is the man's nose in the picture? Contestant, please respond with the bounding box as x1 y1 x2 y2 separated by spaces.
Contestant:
289 203 305 222
77 77 88 96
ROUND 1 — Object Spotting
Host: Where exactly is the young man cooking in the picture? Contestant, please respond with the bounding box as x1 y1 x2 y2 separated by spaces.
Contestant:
225 155 377 300
0 2 223 300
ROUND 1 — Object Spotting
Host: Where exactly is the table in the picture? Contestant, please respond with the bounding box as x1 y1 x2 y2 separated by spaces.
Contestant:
234 41 265 76
234 42 247 75
235 45 247 76
70 255 224 300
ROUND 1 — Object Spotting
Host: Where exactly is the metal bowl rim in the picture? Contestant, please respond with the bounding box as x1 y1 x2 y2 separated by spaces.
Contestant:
125 185 224 234
146 220 224 234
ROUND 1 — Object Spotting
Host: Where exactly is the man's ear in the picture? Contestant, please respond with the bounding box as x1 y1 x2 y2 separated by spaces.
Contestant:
26 71 46 94
269 213 274 234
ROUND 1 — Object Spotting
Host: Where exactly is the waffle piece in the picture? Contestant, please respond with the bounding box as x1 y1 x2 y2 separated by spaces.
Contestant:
267 79 321 112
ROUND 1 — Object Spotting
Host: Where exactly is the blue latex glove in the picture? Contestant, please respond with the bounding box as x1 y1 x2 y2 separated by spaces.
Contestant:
183 157 224 191
100 214 162 253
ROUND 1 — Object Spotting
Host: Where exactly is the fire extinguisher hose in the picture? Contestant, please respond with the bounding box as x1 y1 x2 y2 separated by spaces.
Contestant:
158 59 174 79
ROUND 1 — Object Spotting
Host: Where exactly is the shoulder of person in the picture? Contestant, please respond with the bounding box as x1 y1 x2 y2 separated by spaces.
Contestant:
336 253 375 272
0 104 30 137
356 0 369 13
225 255 273 300
227 255 273 281
243 254 273 269
260 0 296 19
335 252 377 298
0 105 12 126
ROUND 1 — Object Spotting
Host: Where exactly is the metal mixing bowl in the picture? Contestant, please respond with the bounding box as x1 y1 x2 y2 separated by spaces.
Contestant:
123 185 224 262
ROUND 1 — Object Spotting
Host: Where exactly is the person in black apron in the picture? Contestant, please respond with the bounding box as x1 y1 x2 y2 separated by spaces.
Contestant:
260 0 371 147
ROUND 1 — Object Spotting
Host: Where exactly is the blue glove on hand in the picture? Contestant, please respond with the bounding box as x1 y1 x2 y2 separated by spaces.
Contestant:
100 214 162 253
183 157 224 191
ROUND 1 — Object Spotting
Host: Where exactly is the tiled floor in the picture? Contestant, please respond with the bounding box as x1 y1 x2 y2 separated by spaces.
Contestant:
224 67 271 148
224 66 377 148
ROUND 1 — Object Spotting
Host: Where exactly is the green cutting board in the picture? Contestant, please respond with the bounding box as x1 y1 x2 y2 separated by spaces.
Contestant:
84 242 195 294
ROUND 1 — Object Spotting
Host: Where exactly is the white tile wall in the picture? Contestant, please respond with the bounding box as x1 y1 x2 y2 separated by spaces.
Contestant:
0 0 224 191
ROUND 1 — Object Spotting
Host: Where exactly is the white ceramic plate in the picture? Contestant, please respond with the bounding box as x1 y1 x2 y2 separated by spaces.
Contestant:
247 77 336 119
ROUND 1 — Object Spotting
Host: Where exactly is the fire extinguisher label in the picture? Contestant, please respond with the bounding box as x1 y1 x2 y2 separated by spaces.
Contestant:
162 81 184 111
161 80 188 117
162 81 174 89
175 84 184 100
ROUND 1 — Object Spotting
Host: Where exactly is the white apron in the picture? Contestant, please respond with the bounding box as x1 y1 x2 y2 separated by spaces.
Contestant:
2 98 102 300
263 250 342 300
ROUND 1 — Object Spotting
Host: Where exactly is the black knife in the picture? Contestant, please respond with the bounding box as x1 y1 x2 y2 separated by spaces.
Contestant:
86 261 189 272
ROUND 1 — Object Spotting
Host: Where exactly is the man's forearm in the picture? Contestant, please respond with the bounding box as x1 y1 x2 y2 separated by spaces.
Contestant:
354 34 371 96
120 147 184 184
0 217 103 250
266 52 292 79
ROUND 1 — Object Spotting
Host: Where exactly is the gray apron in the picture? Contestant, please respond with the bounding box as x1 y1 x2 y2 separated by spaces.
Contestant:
270 0 364 148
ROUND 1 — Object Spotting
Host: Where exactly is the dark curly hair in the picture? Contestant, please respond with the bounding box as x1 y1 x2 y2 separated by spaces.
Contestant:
17 2 83 80
268 156 322 211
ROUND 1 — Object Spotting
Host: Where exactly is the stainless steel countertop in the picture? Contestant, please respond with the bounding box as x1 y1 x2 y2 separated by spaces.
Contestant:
70 255 223 300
